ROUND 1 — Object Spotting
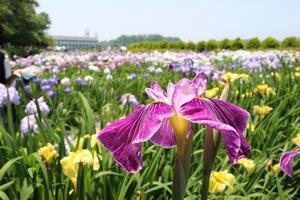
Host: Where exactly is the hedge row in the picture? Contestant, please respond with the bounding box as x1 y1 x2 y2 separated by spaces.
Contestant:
128 36 300 52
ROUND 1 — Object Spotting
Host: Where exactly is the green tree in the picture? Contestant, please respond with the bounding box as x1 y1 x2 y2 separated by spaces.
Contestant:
195 41 206 52
0 0 51 47
262 37 279 49
245 37 261 49
167 41 178 49
206 39 218 51
219 39 231 50
282 36 299 48
185 41 196 50
231 37 244 50
175 41 186 50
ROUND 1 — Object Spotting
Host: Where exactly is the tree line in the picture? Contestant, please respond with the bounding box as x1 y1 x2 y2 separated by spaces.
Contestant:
128 37 300 52
99 34 180 49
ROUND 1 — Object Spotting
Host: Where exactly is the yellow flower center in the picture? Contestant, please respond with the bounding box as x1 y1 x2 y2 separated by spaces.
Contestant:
169 112 190 139
169 111 190 156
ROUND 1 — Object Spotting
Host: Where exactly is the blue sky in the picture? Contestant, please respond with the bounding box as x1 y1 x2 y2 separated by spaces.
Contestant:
37 0 300 42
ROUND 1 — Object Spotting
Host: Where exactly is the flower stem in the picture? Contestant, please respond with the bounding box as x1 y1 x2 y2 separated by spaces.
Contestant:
173 130 194 200
201 128 214 200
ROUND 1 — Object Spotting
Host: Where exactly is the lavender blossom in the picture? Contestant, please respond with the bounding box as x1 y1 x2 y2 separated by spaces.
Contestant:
25 97 50 116
20 115 39 136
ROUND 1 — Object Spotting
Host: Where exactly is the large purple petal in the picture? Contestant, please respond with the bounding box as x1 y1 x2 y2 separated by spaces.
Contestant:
133 103 174 143
192 72 207 96
150 118 176 148
98 105 144 173
98 103 173 173
280 149 300 177
172 78 197 112
180 98 250 164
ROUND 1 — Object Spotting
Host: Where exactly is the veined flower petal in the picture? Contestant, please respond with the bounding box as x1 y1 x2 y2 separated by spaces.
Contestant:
180 98 250 163
98 103 173 173
167 82 175 101
133 103 174 143
280 149 300 177
98 106 145 173
172 78 197 111
150 118 176 148
192 72 207 96
145 81 167 102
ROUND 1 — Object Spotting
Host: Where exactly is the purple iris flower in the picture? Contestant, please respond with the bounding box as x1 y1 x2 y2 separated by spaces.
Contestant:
41 79 48 85
127 73 137 80
80 82 88 88
64 88 72 93
98 73 250 173
48 76 58 86
25 97 50 116
280 142 300 177
20 115 39 136
147 66 155 73
0 84 20 107
41 85 51 91
120 93 139 107
74 77 83 83
24 85 31 94
47 90 56 97
32 77 40 83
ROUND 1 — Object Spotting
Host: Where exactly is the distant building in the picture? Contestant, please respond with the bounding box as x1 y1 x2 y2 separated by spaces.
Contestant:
52 35 99 49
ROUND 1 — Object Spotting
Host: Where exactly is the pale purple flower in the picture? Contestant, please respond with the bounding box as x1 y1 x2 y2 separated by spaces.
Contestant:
7 87 20 105
74 77 82 83
80 82 88 88
128 95 139 107
41 79 48 85
120 93 139 107
64 88 72 93
47 90 56 97
24 85 31 94
20 115 39 136
48 76 58 86
144 73 150 79
32 77 40 83
155 68 163 74
147 66 155 73
41 85 51 91
127 73 137 80
98 73 250 173
25 97 50 116
0 84 20 107
262 56 281 70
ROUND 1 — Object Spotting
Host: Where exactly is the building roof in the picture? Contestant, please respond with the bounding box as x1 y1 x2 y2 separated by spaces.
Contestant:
52 35 99 42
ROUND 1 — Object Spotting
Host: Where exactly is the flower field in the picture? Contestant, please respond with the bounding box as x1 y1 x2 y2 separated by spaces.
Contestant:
1 49 300 199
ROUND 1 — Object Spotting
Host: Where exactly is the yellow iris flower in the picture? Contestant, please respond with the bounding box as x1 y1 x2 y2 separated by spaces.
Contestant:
238 158 255 174
255 84 276 96
253 105 273 117
292 133 300 146
209 170 235 193
38 143 58 165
